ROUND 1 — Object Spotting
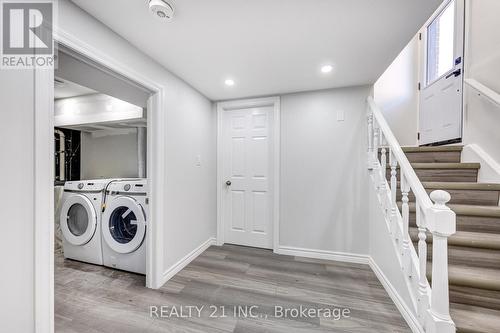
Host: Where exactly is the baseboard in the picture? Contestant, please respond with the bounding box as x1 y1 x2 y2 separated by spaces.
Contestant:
275 245 370 265
161 237 216 286
368 257 423 333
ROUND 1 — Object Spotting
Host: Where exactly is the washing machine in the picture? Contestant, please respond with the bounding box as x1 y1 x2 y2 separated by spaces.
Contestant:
101 179 148 274
60 179 115 265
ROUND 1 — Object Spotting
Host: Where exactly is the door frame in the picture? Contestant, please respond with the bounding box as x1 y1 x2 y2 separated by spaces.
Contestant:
417 0 466 145
216 97 281 251
34 27 167 333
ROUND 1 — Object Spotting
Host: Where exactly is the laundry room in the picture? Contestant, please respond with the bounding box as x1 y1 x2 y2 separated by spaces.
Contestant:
53 46 152 284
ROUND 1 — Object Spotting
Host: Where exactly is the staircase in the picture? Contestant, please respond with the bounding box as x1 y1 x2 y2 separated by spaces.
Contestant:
394 146 500 333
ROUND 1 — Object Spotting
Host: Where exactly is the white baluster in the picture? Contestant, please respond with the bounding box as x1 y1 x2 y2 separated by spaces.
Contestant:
425 191 456 333
388 151 398 235
390 151 397 208
372 123 380 187
380 140 387 171
379 131 388 213
400 174 411 274
367 112 374 170
416 202 429 325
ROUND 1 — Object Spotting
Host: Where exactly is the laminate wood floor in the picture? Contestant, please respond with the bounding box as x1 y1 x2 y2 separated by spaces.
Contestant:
55 244 410 332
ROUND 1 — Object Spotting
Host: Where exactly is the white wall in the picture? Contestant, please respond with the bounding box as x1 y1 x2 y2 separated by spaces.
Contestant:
279 86 371 255
0 2 216 330
374 36 419 147
466 0 500 94
0 71 35 332
58 0 217 282
463 0 500 166
81 129 140 179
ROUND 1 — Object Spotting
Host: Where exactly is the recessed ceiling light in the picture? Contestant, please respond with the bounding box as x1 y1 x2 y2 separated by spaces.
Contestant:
225 79 235 86
321 65 333 73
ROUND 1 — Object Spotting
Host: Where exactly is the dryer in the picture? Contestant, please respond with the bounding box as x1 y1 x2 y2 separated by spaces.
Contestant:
101 179 148 274
60 179 114 265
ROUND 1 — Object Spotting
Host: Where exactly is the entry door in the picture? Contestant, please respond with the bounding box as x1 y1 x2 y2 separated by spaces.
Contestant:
221 105 275 249
419 0 464 145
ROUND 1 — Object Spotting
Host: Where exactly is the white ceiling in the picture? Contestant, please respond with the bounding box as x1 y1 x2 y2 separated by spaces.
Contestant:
54 78 97 99
71 0 442 101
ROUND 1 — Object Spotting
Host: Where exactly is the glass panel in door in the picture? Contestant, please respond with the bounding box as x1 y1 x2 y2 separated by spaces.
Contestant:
426 0 456 85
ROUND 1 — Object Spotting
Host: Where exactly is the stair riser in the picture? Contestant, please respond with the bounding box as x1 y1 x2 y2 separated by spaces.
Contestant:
404 151 462 163
409 213 500 234
379 150 462 163
412 241 500 269
450 286 500 312
386 168 478 182
397 189 500 206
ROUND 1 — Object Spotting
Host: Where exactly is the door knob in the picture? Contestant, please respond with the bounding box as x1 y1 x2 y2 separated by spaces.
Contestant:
226 180 232 186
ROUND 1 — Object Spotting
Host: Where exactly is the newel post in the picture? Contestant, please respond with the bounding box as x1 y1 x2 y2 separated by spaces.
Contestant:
425 190 456 333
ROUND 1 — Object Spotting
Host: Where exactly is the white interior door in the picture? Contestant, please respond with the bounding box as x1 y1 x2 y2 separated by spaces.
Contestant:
419 0 464 145
221 105 275 249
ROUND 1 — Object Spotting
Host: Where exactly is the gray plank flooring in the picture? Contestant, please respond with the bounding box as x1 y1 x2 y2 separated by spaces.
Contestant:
55 244 410 332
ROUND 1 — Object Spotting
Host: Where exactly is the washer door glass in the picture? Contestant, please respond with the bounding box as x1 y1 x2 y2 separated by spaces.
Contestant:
109 206 138 244
67 204 89 236
102 196 146 254
60 194 97 246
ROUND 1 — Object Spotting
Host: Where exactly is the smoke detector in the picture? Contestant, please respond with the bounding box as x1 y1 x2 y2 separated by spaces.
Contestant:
148 0 174 21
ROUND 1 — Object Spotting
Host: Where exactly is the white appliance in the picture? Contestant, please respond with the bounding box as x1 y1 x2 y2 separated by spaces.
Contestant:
101 179 148 274
60 179 114 265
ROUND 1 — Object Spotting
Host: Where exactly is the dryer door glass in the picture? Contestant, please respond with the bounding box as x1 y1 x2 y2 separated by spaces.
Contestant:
67 204 89 236
109 206 138 244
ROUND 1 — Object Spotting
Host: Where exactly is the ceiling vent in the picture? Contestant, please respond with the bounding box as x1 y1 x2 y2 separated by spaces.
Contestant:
148 0 174 21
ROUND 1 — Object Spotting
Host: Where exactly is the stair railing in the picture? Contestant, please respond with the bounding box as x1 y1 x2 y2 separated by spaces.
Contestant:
465 78 500 107
367 96 456 333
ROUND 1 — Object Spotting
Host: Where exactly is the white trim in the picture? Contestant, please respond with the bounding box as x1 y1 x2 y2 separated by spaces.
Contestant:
35 26 168 333
34 66 55 333
275 246 370 265
53 29 166 290
369 258 424 333
216 97 281 250
161 238 217 284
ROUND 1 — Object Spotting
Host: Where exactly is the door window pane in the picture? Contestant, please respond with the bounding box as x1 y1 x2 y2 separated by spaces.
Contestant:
67 204 89 236
427 1 455 84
